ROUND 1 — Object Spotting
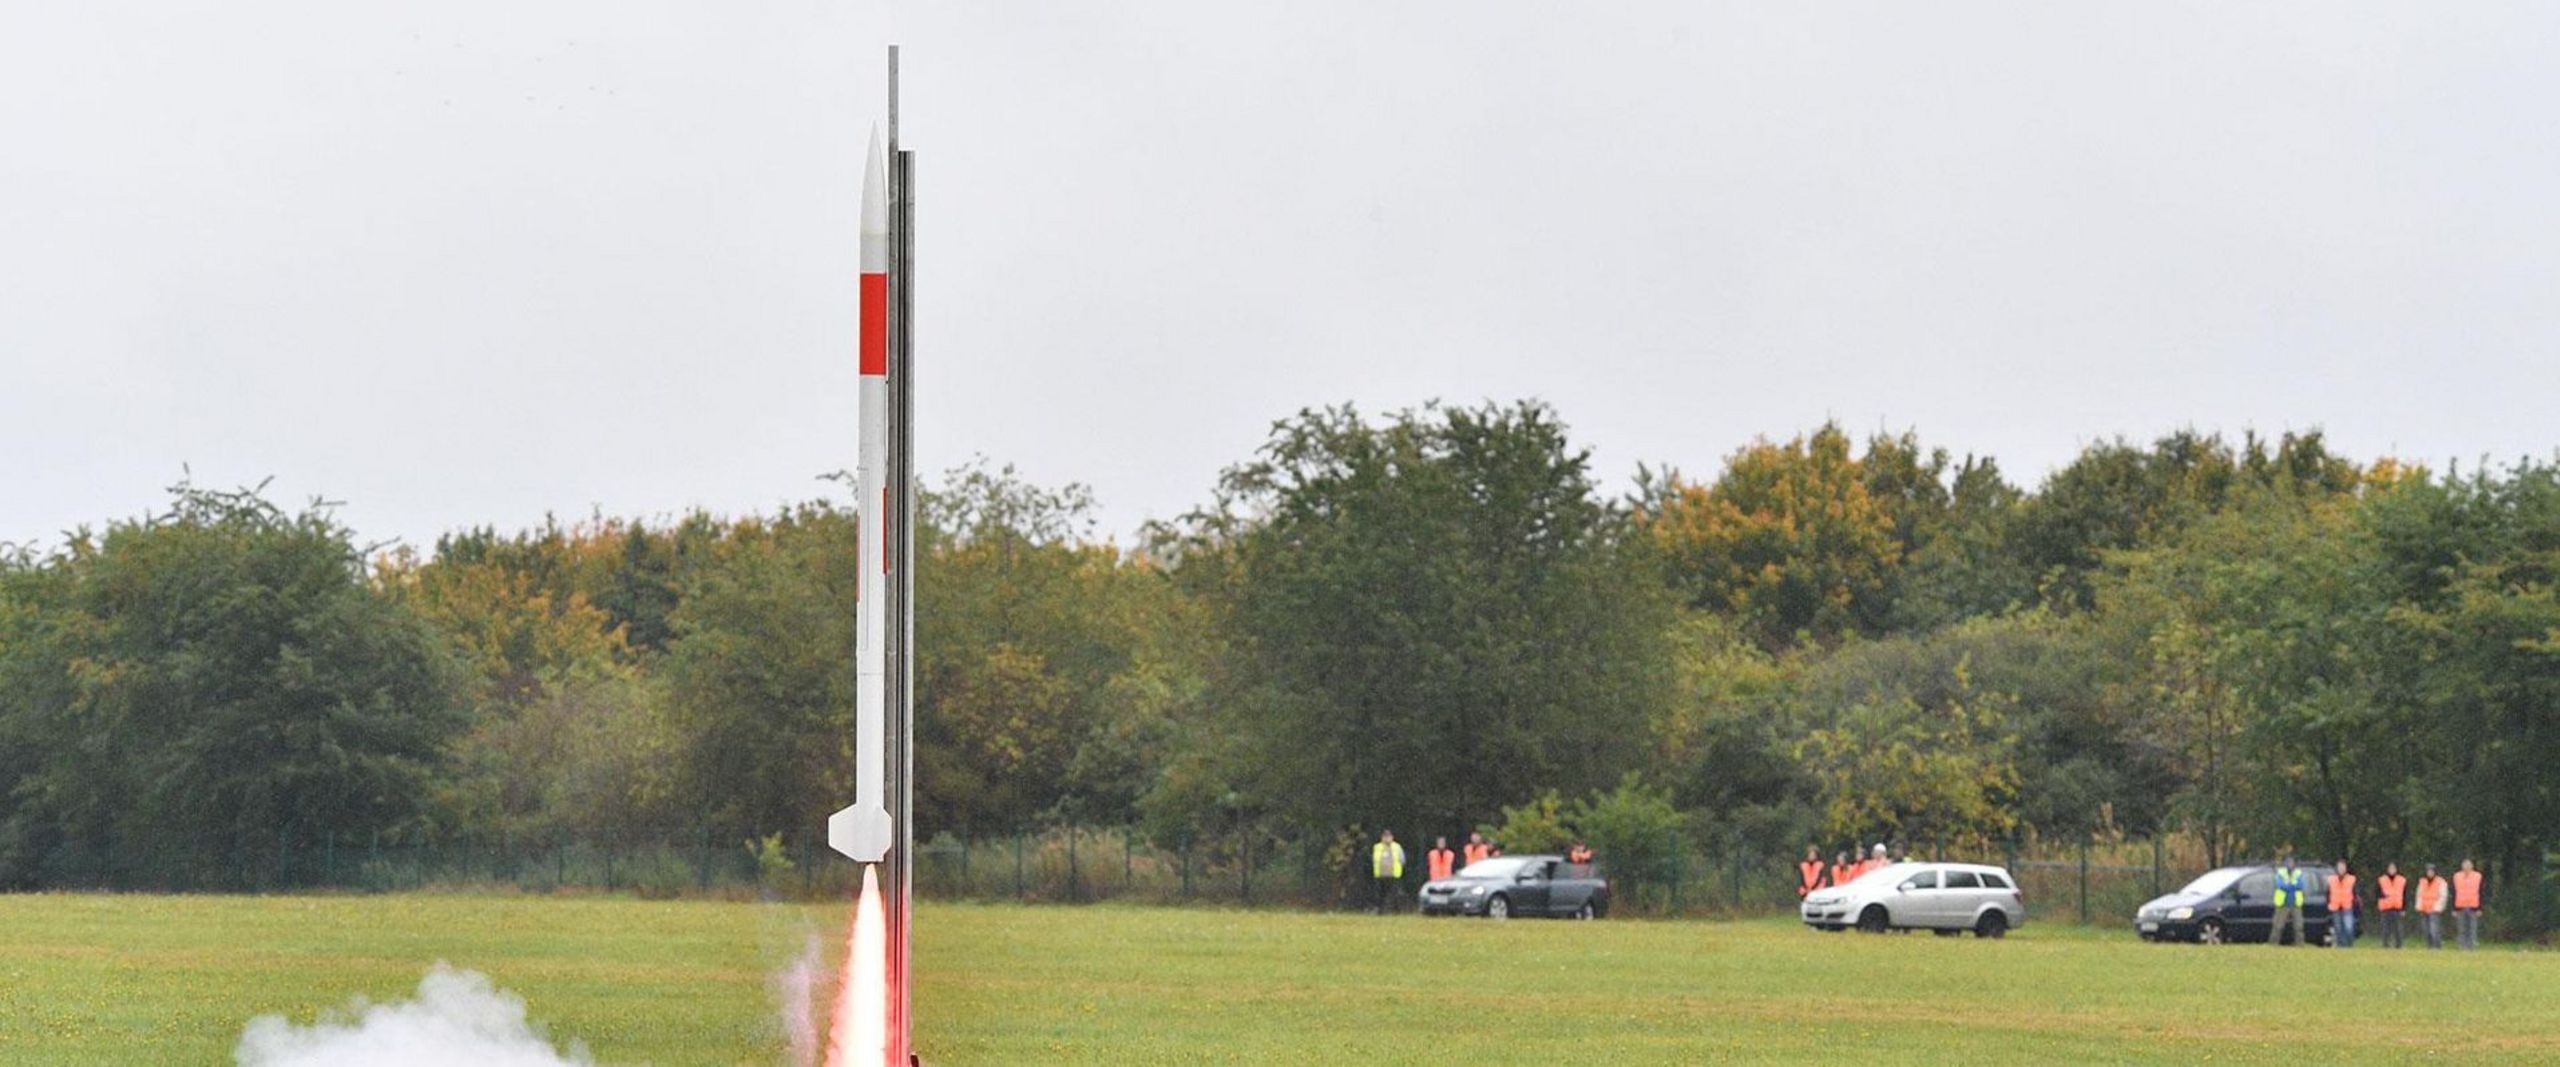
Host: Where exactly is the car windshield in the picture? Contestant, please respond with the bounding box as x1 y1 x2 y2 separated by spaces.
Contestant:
2177 868 2249 896
1457 858 1530 879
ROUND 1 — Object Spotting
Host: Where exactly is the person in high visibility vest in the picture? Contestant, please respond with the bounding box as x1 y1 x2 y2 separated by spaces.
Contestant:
1370 830 1406 914
2374 862 2408 949
1427 836 1457 882
1856 842 1890 881
1567 842 1594 865
1830 850 1855 890
2452 858 2485 950
2326 859 2358 948
1463 831 1493 868
2415 864 2449 949
2269 853 2309 947
1797 846 1827 898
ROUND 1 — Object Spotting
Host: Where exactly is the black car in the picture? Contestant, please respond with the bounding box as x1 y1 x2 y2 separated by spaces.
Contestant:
1418 855 1610 919
2135 864 2334 945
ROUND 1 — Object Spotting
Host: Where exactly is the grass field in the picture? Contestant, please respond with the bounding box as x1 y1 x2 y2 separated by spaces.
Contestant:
5 893 2556 1065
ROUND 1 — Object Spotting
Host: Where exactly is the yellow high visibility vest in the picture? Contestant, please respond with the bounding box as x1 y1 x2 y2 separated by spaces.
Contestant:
1372 841 1404 878
2272 866 2306 908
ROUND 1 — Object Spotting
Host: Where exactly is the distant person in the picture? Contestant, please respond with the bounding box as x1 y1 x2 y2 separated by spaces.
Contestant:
2374 863 2407 948
1830 850 1856 889
1567 842 1594 865
1859 842 1890 880
1797 846 1828 898
1426 837 1457 882
1463 832 1493 867
2326 860 2358 948
1370 830 1406 914
2416 864 2449 949
2452 859 2484 950
2270 853 2309 947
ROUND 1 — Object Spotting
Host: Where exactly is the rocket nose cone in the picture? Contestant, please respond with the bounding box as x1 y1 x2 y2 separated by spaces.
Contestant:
861 124 888 237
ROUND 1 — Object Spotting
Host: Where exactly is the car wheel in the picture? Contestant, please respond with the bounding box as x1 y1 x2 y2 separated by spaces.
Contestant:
2198 918 2226 945
1573 903 1596 920
1857 905 1890 934
1486 894 1510 920
1974 912 2009 939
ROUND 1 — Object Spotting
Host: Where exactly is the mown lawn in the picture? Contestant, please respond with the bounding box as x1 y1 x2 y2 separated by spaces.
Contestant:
3 893 2554 1064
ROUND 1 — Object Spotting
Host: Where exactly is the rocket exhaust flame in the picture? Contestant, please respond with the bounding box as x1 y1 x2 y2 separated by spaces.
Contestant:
825 865 889 1067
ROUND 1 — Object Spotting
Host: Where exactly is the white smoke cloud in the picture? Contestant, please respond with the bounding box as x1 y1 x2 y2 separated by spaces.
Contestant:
235 963 591 1067
772 933 823 1067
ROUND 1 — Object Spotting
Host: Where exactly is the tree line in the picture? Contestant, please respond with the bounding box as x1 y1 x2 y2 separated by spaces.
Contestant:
1 402 2552 926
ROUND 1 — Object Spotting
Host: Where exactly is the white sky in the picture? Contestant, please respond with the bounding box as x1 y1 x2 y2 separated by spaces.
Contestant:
6 2 2556 551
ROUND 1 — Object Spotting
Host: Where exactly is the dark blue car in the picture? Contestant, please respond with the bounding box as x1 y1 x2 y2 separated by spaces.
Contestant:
2135 864 2334 945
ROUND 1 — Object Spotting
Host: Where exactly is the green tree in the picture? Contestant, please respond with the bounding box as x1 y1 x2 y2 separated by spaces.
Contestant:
1170 402 1678 845
0 484 466 886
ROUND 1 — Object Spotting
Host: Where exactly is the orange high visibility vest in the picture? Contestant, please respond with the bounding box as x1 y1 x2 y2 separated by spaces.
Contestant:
1830 862 1854 886
2375 874 2406 911
1427 848 1456 881
2416 876 2449 913
1463 842 1491 866
2453 870 2483 910
2326 873 2356 911
1797 860 1825 895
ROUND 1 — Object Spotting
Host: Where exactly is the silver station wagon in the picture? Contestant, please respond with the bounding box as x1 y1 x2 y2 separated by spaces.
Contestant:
1800 861 2027 938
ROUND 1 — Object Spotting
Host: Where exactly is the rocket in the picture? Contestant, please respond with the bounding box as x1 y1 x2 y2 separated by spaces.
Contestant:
829 126 895 865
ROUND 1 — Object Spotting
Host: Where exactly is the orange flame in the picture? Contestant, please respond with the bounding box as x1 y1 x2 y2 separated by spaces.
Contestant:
825 865 888 1067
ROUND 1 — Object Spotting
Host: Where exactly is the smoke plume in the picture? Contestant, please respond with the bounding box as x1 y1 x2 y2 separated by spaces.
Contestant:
773 933 824 1067
235 963 591 1067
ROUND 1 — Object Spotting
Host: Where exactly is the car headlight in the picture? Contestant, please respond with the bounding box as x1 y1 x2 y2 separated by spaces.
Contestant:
1464 885 1486 896
2168 906 2193 921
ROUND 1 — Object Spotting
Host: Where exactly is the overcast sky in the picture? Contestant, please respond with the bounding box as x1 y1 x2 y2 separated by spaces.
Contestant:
7 2 2556 552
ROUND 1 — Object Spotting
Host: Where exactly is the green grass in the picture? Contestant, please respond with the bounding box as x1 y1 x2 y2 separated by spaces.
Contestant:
5 894 2556 1064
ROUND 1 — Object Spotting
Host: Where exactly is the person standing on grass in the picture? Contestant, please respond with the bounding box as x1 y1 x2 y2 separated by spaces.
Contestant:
1426 837 1457 882
2270 853 2309 946
2326 860 2358 948
1370 830 1406 914
2416 864 2450 949
1463 831 1493 868
2452 858 2485 950
2375 863 2408 948
1830 850 1856 889
1797 846 1828 898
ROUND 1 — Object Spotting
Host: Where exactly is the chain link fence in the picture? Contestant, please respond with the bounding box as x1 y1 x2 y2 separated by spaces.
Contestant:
24 826 2552 938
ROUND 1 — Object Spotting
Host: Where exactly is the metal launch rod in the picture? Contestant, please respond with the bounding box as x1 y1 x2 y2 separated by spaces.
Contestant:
884 43 919 1067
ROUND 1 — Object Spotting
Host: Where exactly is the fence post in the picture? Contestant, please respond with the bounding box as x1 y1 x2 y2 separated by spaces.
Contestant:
1067 828 1081 902
1240 831 1253 904
1669 842 1683 913
1730 849 1744 911
1014 833 1026 901
2152 836 2164 898
1124 830 1135 896
1181 836 1194 899
2079 835 2091 925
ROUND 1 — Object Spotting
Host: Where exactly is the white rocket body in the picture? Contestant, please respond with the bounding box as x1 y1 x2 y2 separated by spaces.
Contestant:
830 128 895 864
